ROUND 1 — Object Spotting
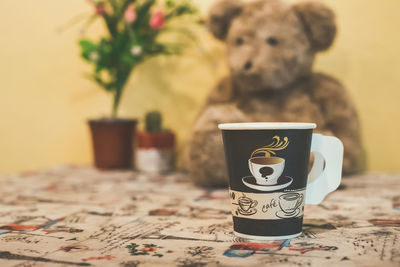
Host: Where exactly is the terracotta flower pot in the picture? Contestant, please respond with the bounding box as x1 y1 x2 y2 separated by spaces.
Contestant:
136 131 175 174
88 118 137 169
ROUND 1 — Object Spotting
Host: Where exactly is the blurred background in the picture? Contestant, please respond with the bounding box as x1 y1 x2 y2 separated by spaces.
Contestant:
0 0 399 174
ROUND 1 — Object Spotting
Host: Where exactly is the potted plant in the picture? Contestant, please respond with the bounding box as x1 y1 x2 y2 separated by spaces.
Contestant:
136 111 175 174
78 0 198 169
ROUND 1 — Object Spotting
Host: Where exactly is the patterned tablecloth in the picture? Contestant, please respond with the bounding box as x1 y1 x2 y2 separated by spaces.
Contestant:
0 166 399 267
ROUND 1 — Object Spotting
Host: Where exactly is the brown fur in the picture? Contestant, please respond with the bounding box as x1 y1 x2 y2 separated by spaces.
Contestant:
186 0 365 187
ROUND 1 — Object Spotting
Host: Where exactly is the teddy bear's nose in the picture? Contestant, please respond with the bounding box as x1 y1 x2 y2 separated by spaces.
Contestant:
243 61 253 71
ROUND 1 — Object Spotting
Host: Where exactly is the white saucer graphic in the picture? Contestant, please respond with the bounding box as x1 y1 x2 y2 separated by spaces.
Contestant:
275 208 301 219
242 176 293 192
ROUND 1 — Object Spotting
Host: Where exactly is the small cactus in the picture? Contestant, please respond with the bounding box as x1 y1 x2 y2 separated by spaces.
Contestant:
145 111 162 133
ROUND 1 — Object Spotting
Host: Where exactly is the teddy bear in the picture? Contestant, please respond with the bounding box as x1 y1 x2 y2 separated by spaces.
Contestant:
186 0 365 187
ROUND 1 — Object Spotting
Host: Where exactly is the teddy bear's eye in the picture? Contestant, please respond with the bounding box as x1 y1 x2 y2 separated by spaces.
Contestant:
236 37 244 46
266 37 279 46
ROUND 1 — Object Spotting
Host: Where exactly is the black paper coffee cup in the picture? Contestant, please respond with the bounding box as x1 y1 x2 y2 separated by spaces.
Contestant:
219 122 343 240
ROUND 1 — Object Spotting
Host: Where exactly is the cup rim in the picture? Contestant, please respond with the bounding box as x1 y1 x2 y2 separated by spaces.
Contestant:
238 196 251 202
249 156 285 165
218 122 316 130
279 193 299 200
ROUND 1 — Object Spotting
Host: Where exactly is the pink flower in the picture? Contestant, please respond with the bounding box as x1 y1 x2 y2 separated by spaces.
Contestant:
124 4 136 23
87 0 106 15
150 11 165 29
95 4 106 15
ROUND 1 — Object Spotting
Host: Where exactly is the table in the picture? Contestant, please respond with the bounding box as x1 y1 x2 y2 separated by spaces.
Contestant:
0 166 399 266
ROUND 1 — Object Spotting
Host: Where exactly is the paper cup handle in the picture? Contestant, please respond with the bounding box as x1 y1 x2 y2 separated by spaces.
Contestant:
305 134 343 205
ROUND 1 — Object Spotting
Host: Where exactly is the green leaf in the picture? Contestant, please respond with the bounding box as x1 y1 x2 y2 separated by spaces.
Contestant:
165 1 198 20
79 39 96 50
78 39 98 61
121 54 134 64
134 0 156 28
92 74 115 92
166 0 175 8
95 64 103 74
79 39 97 56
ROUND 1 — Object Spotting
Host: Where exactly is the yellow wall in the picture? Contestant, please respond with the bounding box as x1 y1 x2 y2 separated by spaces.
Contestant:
0 0 399 174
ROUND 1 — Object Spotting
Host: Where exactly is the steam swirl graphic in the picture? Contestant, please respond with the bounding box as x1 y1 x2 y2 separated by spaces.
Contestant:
251 136 289 158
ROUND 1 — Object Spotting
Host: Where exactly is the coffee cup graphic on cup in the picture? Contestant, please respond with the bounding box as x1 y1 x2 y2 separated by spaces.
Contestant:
238 196 257 214
278 193 303 215
248 156 285 185
246 136 289 186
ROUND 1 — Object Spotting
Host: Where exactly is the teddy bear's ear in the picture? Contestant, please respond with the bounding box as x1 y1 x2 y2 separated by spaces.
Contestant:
293 1 336 51
208 0 243 41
